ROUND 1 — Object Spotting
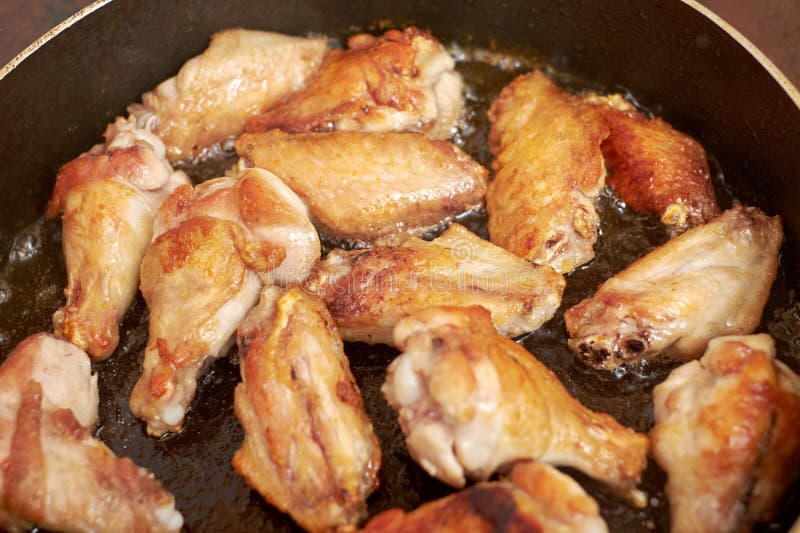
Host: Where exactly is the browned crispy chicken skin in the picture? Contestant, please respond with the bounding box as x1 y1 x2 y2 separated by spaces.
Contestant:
651 334 800 533
382 306 648 503
244 27 463 139
130 167 319 436
46 116 190 359
236 130 487 246
565 205 782 370
586 93 720 232
362 461 608 533
129 29 328 161
0 333 182 533
486 70 609 273
304 223 565 345
233 287 381 532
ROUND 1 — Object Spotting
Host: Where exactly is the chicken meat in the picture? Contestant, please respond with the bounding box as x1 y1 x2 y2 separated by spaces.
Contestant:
362 461 608 533
233 286 381 532
129 29 328 161
586 93 720 233
651 334 800 533
565 204 782 370
486 70 609 273
46 116 190 360
235 130 487 246
382 305 648 503
0 333 182 532
130 167 319 436
244 27 463 139
303 223 565 345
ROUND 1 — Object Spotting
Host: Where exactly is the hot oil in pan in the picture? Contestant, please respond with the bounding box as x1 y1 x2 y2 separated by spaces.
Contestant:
0 44 798 533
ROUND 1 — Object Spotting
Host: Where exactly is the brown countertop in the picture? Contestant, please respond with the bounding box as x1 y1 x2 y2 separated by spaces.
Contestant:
1 0 799 89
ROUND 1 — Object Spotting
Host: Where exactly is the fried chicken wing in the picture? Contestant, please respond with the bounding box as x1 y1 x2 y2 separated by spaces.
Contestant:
382 305 648 503
747 359 800 525
244 27 462 139
235 130 487 246
130 167 318 435
565 205 782 370
129 29 328 161
304 223 565 345
46 116 190 359
586 93 720 232
362 461 607 533
0 333 182 533
486 70 609 273
651 334 800 533
233 287 380 532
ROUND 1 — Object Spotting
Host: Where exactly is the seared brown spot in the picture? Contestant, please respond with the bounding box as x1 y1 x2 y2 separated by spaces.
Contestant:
467 485 544 532
336 379 361 406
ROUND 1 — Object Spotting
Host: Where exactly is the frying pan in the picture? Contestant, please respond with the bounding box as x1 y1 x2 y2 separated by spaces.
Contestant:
1 1 799 531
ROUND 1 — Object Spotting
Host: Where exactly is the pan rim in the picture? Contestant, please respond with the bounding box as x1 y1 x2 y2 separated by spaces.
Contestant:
681 0 800 104
0 0 110 79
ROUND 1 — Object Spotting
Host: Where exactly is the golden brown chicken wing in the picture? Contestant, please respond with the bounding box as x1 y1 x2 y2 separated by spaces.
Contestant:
233 286 381 532
651 334 800 533
382 305 648 503
565 205 782 370
235 130 487 246
362 461 608 533
747 359 800 525
0 333 182 533
46 116 190 359
303 223 565 345
244 27 463 139
586 93 720 232
130 167 319 436
486 70 609 273
130 29 328 161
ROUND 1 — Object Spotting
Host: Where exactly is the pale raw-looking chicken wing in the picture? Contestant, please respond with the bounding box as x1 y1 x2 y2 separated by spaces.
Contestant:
486 70 609 273
651 334 800 533
129 29 328 161
233 287 381 532
565 204 782 370
382 305 648 503
363 461 607 533
0 333 182 533
46 116 190 360
236 130 487 246
304 223 565 345
586 93 720 232
244 27 463 139
130 167 320 436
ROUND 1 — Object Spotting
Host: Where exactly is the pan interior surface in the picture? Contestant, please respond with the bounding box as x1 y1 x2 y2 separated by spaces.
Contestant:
0 1 799 532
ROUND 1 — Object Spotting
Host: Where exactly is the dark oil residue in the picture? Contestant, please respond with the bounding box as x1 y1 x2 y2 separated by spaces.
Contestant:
2 38 799 533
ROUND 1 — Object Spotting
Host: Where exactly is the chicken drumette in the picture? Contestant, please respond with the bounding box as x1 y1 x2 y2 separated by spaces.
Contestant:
46 116 190 359
130 167 319 435
382 305 648 504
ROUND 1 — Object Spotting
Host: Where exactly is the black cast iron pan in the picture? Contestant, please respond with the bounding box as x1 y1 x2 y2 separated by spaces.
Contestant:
1 1 799 531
